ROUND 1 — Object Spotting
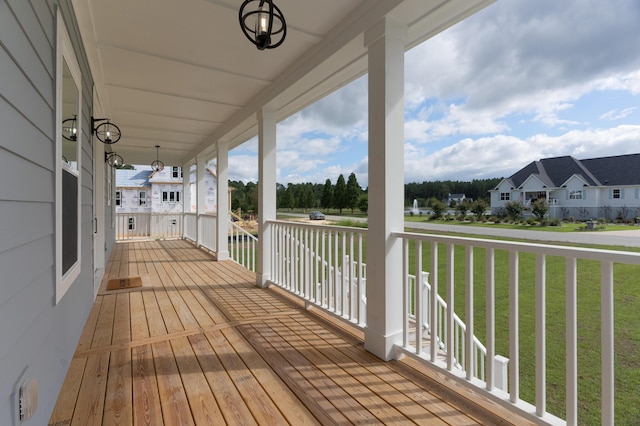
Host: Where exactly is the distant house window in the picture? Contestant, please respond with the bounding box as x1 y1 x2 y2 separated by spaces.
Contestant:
162 190 181 203
500 193 510 201
128 217 136 230
139 190 147 206
115 190 121 206
170 218 177 226
569 190 583 200
172 166 182 179
613 189 621 199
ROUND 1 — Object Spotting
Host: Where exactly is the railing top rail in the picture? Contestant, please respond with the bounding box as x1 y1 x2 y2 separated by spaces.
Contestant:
393 231 640 264
184 212 197 216
269 219 368 234
229 220 257 237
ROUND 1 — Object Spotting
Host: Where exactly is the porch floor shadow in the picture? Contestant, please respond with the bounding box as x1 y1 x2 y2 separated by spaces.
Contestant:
50 239 533 425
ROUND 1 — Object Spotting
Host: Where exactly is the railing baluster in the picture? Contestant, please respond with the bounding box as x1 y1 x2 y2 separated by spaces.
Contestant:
509 250 520 404
486 248 495 390
403 239 409 349
416 240 423 355
535 253 546 417
430 241 438 363
465 246 474 380
446 243 455 371
566 256 577 426
601 260 614 425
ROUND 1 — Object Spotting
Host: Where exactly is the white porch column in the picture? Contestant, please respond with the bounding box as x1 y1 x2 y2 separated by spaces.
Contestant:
216 141 230 260
196 155 206 247
257 108 277 288
364 18 407 361
182 163 191 213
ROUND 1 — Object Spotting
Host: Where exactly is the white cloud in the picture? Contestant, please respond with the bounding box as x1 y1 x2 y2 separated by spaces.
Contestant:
600 107 637 121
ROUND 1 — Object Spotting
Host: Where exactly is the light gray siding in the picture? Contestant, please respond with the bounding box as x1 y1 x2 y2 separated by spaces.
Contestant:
0 1 104 424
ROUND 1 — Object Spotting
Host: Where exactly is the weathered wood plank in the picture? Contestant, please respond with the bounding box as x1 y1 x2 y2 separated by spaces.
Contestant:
188 332 258 425
111 293 131 344
102 348 133 425
48 357 87 425
151 340 194 426
170 336 225 425
132 344 163 426
92 294 116 348
71 352 110 425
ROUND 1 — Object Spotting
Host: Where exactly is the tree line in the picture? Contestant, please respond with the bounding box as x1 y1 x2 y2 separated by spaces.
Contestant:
229 174 502 214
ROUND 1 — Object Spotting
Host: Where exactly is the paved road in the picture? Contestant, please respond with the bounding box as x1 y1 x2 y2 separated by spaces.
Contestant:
287 213 640 248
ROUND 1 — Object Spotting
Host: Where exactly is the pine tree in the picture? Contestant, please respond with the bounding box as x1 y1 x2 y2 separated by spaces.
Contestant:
346 172 361 214
321 179 333 210
333 174 347 213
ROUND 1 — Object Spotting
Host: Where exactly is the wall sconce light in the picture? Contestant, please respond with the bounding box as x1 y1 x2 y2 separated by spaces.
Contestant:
62 115 78 141
151 145 164 172
92 117 121 144
239 0 286 50
105 151 124 168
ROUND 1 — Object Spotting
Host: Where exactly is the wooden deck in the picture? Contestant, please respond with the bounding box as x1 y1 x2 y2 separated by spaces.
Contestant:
50 239 532 425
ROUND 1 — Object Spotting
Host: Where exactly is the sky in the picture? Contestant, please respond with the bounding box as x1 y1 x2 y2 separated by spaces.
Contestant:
227 0 640 188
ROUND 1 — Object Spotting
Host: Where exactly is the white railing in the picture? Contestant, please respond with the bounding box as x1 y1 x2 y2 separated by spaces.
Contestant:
405 271 495 385
198 213 217 252
116 213 182 240
269 220 367 327
394 231 640 425
229 220 257 272
184 212 197 242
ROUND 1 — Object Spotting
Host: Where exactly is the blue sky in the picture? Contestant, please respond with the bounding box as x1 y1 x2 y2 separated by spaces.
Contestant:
228 0 640 188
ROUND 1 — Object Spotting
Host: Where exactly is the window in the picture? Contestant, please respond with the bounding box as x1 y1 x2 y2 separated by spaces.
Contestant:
500 193 510 201
170 218 177 226
172 166 182 179
56 13 82 303
569 190 583 200
162 190 181 203
613 189 621 199
115 190 122 206
139 190 146 206
128 217 136 230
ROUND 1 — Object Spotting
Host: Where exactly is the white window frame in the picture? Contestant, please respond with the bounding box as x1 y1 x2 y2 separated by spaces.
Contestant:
162 190 181 203
139 190 147 206
613 189 621 199
172 166 182 179
500 192 510 201
569 190 583 200
115 190 122 206
56 13 82 304
128 217 136 230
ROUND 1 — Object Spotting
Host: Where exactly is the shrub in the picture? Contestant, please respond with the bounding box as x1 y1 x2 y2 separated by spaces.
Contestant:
549 218 562 226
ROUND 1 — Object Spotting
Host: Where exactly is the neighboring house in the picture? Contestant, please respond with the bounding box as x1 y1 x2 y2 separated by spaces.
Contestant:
447 193 467 205
490 153 640 220
114 169 153 214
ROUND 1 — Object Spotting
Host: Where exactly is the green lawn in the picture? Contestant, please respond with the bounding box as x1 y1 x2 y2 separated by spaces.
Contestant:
403 215 634 232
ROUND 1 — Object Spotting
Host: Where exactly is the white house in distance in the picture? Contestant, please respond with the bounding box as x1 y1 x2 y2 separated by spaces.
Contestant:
490 153 640 220
116 166 217 214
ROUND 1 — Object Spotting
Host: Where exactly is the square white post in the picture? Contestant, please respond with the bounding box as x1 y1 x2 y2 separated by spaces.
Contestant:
196 155 206 247
182 163 191 214
216 141 230 260
257 108 277 288
364 18 407 361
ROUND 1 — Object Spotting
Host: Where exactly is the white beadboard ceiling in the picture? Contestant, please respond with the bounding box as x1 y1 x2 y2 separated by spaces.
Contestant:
72 0 494 166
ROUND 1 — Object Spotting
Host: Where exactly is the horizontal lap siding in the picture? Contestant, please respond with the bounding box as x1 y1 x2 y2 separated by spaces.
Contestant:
0 1 96 425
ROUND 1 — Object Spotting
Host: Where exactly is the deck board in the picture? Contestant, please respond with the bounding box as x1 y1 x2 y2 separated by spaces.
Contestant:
50 239 535 426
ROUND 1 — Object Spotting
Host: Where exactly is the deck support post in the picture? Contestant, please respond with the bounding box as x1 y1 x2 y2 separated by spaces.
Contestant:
363 17 407 361
216 141 230 260
196 154 207 247
257 108 277 288
182 161 191 215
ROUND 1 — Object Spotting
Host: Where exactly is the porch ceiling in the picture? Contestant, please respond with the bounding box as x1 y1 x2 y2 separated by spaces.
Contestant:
72 0 494 166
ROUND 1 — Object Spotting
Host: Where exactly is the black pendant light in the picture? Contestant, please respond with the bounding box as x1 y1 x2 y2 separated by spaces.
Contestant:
62 115 78 141
105 151 124 168
239 0 286 50
151 145 164 172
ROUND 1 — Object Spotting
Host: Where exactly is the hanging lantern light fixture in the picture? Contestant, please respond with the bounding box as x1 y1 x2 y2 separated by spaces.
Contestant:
105 151 124 168
151 145 164 172
62 115 78 141
239 0 286 50
91 117 121 144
